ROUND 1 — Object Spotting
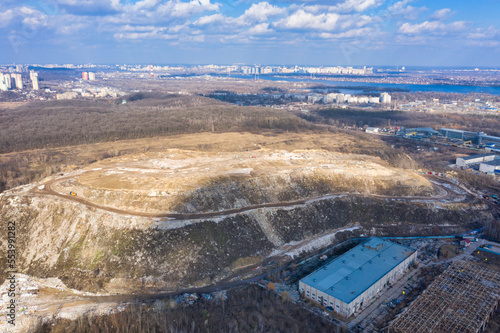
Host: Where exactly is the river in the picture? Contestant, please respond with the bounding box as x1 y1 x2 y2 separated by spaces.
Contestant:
228 74 500 95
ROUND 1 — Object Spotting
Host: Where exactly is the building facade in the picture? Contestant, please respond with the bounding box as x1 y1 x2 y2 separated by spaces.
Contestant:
456 154 496 168
479 160 500 174
299 238 417 318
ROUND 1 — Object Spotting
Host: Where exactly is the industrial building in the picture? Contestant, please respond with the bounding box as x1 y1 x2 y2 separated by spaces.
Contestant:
479 159 500 174
398 127 442 138
365 127 380 134
456 153 496 168
299 238 417 318
479 134 500 147
439 128 500 147
440 128 479 141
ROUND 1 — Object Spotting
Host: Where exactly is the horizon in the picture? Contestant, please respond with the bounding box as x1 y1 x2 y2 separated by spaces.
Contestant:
3 63 500 70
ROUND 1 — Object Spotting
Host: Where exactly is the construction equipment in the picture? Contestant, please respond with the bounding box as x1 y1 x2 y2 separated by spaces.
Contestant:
69 191 77 196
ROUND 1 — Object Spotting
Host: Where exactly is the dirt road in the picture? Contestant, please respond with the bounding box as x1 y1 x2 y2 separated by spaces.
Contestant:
30 173 465 221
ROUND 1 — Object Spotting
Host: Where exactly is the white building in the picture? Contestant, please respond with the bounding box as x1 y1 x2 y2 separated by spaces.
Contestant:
0 73 10 91
479 160 500 174
30 71 39 90
88 72 96 80
456 154 496 168
299 238 417 318
13 73 23 89
365 127 380 134
380 92 392 104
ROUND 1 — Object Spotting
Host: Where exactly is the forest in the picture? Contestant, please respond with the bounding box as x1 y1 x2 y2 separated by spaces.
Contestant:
0 93 312 154
31 285 341 333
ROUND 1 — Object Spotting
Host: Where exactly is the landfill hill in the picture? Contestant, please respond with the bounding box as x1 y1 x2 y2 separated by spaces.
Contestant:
46 149 434 215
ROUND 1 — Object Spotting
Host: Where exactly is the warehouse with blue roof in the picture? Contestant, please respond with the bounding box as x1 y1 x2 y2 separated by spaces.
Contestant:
299 238 417 318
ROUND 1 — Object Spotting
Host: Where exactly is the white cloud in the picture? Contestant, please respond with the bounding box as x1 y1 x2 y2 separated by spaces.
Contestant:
274 9 372 32
388 0 426 20
0 9 14 28
155 0 220 19
121 25 159 32
430 8 453 21
395 34 427 45
0 6 49 29
318 27 376 39
388 0 413 12
195 13 232 26
331 0 385 13
133 0 161 11
114 29 178 40
238 2 285 24
398 20 468 35
467 26 498 40
248 23 272 35
21 16 48 29
274 10 339 31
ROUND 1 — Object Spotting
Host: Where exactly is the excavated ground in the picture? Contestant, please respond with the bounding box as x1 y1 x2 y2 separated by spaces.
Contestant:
45 149 434 214
1 148 495 332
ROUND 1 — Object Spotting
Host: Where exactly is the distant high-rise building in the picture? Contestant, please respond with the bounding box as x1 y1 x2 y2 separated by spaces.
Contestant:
82 72 88 80
30 71 39 90
88 72 96 80
0 73 12 90
13 74 23 89
16 65 23 73
4 74 11 89
380 92 392 104
0 74 8 91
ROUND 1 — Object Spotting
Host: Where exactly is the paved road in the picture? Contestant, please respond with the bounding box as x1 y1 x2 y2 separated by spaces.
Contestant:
30 172 465 221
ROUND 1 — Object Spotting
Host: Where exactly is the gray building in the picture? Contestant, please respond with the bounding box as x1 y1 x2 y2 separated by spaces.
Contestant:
479 159 500 174
440 128 480 142
456 154 496 168
398 127 442 138
479 134 500 147
299 238 417 318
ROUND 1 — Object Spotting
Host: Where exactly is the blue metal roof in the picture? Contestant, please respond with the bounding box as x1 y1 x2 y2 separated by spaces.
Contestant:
300 238 415 304
482 159 500 166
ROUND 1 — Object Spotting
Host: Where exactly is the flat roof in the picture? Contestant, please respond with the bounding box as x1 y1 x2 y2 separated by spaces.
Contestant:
460 153 496 161
482 159 500 166
440 128 477 134
300 238 415 305
479 134 500 139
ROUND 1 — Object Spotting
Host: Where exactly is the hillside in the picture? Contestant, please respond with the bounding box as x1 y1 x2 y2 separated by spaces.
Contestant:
0 143 494 295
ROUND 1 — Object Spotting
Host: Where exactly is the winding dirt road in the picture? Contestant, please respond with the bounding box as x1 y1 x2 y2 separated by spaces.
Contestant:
30 172 466 221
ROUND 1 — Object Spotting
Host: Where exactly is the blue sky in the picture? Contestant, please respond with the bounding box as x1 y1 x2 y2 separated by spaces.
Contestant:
0 0 499 66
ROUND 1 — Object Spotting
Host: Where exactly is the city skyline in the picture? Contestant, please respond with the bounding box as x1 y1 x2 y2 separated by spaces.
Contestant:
1 0 499 66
